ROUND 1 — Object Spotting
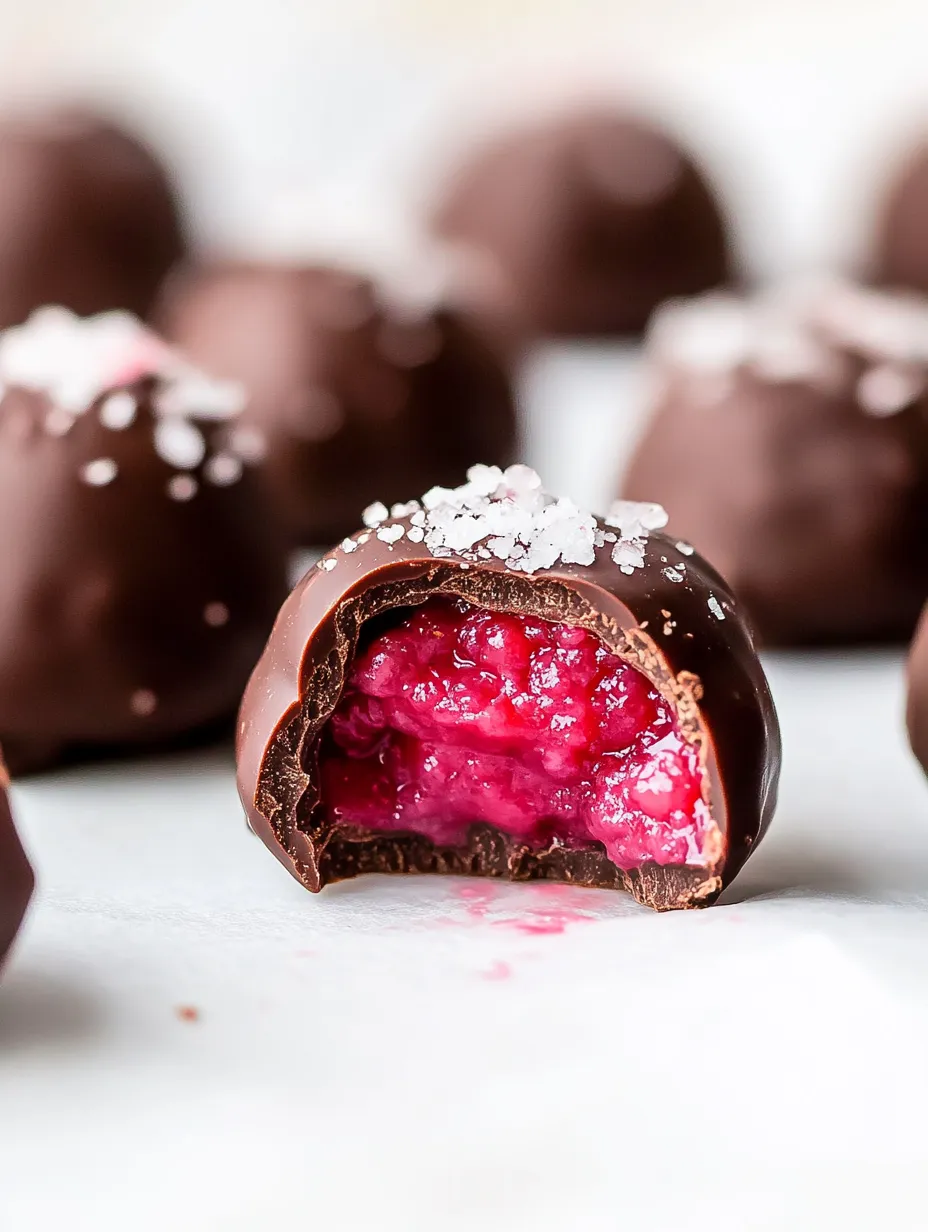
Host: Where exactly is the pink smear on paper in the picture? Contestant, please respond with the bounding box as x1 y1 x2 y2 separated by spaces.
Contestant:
481 960 513 981
452 881 598 935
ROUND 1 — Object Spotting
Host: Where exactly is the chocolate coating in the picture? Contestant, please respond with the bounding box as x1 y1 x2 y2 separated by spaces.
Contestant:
237 499 779 910
873 141 928 295
622 284 928 647
0 320 289 775
431 109 731 339
159 264 519 545
0 108 185 326
906 602 928 777
0 751 33 967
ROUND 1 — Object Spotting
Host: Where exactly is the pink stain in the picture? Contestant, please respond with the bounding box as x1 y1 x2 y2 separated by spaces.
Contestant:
481 960 513 981
448 880 597 935
493 906 593 935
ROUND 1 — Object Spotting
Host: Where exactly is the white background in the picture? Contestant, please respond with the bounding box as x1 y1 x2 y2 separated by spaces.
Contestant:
3 3 928 1228
1 0 927 276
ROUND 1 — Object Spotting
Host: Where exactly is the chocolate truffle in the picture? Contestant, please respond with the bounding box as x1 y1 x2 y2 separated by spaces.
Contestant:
430 109 731 339
873 141 928 296
0 307 289 776
622 281 928 647
0 749 33 967
237 465 779 910
0 108 185 328
159 263 518 545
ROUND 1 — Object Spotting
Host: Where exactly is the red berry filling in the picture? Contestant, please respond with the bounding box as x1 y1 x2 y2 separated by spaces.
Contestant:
320 598 713 870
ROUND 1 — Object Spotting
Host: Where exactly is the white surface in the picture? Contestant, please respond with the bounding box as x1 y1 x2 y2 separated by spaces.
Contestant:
4 348 928 1230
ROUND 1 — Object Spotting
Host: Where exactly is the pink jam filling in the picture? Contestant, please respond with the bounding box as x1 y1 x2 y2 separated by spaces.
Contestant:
320 599 713 870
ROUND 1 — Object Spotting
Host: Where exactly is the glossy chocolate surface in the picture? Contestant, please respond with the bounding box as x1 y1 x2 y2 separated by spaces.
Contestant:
431 109 731 339
906 603 928 777
159 263 519 544
237 492 779 910
0 751 34 967
0 108 185 326
623 283 928 646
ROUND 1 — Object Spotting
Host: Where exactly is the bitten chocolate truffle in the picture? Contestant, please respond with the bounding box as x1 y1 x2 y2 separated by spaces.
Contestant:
159 263 519 546
0 307 289 776
430 108 731 339
0 750 33 967
0 108 185 328
873 141 928 296
237 465 779 910
622 281 928 647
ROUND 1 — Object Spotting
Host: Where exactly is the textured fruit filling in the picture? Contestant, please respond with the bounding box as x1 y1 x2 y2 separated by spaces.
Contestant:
319 598 714 870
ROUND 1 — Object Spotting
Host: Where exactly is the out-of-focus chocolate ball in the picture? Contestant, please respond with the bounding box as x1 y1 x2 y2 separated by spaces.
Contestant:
158 263 519 545
906 602 928 778
0 108 185 327
873 141 928 296
0 748 33 966
621 281 928 646
429 108 732 340
0 307 289 776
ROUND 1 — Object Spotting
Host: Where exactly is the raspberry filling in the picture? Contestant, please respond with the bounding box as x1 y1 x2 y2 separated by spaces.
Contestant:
319 598 714 870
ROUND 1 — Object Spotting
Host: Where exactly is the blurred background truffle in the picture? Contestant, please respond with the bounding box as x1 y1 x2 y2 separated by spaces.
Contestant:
159 263 518 545
0 108 185 327
621 281 928 646
430 108 731 340
907 601 928 777
0 749 33 967
0 308 288 776
872 140 928 295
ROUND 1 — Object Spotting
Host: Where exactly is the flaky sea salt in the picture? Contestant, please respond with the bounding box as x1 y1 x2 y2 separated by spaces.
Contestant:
0 307 253 484
377 467 667 576
376 524 405 545
204 453 243 486
341 537 358 553
362 501 388 528
99 390 137 431
857 364 925 416
167 474 198 502
675 541 694 556
390 500 422 519
707 595 726 621
153 418 206 470
650 278 928 405
80 458 118 486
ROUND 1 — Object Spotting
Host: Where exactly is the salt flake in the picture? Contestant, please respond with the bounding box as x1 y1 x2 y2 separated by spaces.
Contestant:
362 501 388 528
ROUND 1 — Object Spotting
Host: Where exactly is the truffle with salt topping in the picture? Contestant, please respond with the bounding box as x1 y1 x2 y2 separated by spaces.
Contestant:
621 280 928 646
158 263 518 545
237 465 779 911
0 747 33 967
0 108 185 328
430 108 732 339
0 307 289 776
